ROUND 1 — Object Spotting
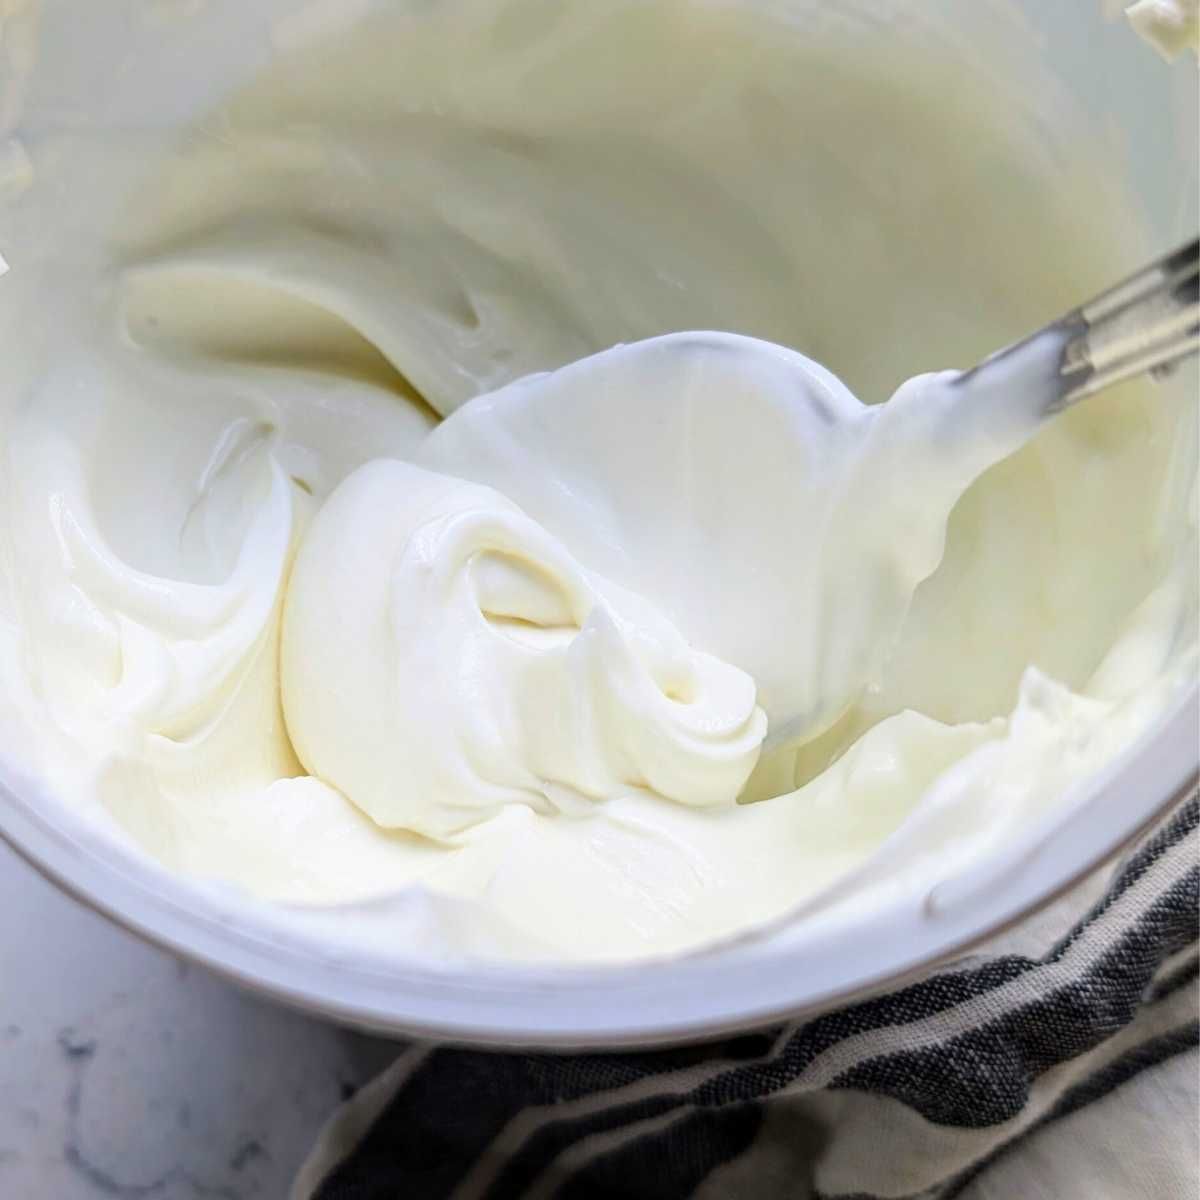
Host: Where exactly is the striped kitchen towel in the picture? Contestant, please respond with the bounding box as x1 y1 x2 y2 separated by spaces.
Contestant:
294 791 1199 1200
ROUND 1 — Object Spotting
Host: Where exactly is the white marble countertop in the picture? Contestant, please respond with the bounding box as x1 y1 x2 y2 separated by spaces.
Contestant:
0 839 400 1198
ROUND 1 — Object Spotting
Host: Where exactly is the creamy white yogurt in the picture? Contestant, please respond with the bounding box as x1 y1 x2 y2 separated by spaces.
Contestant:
281 454 768 838
0 0 1194 962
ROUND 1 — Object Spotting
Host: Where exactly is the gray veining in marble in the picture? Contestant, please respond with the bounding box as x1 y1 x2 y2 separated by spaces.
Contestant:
0 840 400 1198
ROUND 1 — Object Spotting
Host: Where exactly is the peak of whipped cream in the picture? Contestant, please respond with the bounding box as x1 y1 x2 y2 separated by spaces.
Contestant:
280 457 766 840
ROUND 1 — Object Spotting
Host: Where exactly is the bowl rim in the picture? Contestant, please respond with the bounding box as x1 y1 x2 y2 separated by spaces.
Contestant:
0 685 1195 1049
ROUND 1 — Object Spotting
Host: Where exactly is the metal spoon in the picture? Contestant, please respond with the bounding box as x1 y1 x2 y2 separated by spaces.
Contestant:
956 235 1198 411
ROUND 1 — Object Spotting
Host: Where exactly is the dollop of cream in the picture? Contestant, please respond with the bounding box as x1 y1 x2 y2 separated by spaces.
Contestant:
280 458 765 839
1126 0 1199 60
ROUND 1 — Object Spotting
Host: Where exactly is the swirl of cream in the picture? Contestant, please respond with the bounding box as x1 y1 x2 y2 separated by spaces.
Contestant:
280 459 766 840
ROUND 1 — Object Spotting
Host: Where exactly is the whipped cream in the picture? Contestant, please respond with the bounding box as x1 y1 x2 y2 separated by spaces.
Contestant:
282 329 1063 840
0 0 1194 962
281 457 766 838
419 331 1071 750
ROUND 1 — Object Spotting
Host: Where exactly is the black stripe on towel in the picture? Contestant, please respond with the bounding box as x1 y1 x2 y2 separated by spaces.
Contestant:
827 868 1199 1126
1146 953 1200 1004
555 1102 763 1200
314 1034 772 1200
817 1022 1200 1200
942 1021 1200 1200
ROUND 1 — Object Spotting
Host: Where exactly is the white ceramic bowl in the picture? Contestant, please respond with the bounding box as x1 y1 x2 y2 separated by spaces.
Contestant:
0 0 1196 1047
1 688 1195 1047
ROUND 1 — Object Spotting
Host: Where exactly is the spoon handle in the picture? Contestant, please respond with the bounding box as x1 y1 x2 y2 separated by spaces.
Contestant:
1055 236 1198 409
